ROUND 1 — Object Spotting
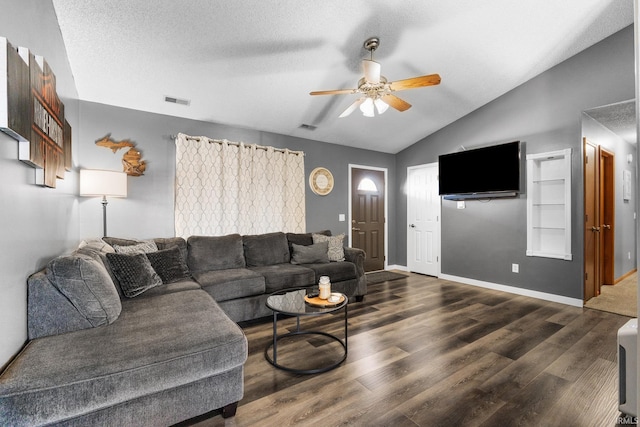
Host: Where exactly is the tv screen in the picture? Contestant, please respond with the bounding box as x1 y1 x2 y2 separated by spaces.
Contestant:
438 141 520 197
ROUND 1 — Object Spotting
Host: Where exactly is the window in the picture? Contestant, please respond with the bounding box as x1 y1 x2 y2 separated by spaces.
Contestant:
357 178 377 192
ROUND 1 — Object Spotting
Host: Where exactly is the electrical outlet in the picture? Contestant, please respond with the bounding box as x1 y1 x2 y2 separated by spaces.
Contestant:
629 252 632 260
512 263 519 273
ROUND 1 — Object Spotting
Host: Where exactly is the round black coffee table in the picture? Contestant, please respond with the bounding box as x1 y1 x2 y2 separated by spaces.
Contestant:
265 288 348 374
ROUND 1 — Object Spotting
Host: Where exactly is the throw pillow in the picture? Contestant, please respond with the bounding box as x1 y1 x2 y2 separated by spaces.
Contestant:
146 246 192 284
113 239 158 254
312 233 345 261
106 252 163 297
46 254 121 327
290 241 330 264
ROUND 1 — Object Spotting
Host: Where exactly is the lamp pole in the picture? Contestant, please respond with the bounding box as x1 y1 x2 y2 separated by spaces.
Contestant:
101 195 108 237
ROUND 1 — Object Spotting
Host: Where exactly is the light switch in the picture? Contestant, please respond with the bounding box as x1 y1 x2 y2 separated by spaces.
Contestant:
338 214 345 221
457 201 465 209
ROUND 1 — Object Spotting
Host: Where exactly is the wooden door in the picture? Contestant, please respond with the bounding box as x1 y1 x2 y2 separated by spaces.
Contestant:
600 148 615 286
351 168 385 272
584 138 599 301
407 164 440 276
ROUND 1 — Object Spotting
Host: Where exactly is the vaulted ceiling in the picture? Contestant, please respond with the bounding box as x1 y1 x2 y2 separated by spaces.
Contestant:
52 0 634 154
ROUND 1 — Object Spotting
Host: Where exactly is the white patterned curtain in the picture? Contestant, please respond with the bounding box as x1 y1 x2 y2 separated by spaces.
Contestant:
174 133 306 237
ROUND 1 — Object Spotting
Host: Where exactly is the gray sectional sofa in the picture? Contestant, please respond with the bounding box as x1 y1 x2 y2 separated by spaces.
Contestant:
0 230 366 426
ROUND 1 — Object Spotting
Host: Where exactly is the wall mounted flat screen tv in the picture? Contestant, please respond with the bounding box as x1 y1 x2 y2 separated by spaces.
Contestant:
438 141 521 200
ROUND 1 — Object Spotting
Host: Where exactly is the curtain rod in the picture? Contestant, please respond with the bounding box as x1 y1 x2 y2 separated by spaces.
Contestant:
171 134 304 156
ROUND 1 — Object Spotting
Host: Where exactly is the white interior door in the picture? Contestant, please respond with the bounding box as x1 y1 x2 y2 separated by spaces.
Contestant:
407 163 440 276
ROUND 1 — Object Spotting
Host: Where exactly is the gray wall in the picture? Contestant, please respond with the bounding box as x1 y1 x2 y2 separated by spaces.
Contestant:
77 101 397 259
0 0 80 367
582 112 637 278
395 25 635 299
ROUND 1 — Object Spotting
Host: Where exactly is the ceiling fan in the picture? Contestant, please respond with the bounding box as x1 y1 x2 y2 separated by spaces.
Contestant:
310 37 441 118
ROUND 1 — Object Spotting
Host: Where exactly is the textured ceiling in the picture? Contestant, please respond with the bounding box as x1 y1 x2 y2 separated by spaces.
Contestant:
585 100 637 144
52 0 634 154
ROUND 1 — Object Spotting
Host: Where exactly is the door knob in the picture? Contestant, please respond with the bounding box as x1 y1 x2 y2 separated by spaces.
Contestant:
591 226 600 232
352 227 360 231
602 224 611 229
409 224 416 228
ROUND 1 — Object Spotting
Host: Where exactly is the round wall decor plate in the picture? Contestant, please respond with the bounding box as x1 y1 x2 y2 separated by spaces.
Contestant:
309 167 334 195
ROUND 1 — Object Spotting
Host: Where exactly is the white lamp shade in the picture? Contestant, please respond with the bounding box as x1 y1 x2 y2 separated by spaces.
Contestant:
359 97 375 117
374 98 389 115
80 169 127 197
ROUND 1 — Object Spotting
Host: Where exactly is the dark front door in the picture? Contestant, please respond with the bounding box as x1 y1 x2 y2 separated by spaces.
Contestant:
351 168 385 272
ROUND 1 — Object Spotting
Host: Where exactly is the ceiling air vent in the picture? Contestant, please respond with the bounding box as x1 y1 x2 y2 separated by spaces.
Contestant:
164 96 190 106
299 123 317 131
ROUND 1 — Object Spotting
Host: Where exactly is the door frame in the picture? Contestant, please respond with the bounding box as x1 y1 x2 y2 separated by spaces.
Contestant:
406 163 442 277
599 147 615 286
583 138 599 301
348 164 388 270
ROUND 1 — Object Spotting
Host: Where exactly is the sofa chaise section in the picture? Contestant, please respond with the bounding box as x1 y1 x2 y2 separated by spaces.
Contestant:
0 243 247 426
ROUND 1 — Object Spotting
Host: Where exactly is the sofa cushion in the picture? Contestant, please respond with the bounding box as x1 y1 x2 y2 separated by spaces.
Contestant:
304 261 357 283
194 269 265 302
249 264 315 293
0 289 248 426
106 253 163 298
133 279 202 298
46 254 121 327
78 238 115 253
290 242 329 265
74 246 122 298
243 232 290 266
313 233 345 261
187 234 245 273
146 246 192 284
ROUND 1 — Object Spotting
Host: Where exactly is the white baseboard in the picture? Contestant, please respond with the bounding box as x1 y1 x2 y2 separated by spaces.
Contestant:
385 264 408 272
439 274 583 307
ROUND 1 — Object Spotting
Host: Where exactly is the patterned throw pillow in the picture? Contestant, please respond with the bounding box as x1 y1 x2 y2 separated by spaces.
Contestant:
113 239 158 254
106 252 162 298
312 233 345 261
146 246 191 284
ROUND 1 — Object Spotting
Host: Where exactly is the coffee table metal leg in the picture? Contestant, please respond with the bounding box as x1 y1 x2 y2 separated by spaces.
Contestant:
344 303 348 353
272 311 278 365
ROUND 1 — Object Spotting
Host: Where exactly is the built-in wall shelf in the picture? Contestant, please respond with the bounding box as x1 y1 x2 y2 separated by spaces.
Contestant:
526 149 572 260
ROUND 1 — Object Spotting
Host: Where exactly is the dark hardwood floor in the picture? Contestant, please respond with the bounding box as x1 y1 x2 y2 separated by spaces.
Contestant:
189 273 633 426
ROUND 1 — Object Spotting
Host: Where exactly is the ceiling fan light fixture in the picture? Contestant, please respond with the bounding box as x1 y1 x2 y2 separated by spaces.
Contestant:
362 59 381 84
374 98 389 115
310 36 441 119
360 97 375 117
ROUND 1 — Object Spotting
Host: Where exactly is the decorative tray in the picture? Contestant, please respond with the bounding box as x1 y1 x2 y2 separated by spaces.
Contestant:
304 294 345 307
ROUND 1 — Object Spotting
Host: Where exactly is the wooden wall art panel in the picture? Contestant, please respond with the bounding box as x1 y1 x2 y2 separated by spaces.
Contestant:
0 37 71 188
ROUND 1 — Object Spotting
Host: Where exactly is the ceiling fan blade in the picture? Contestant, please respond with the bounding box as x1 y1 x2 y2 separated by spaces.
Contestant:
381 94 411 112
339 98 366 118
362 60 381 84
389 74 441 91
310 88 356 96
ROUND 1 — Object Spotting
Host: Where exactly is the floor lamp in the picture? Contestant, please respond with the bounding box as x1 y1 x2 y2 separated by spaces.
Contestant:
80 169 128 237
